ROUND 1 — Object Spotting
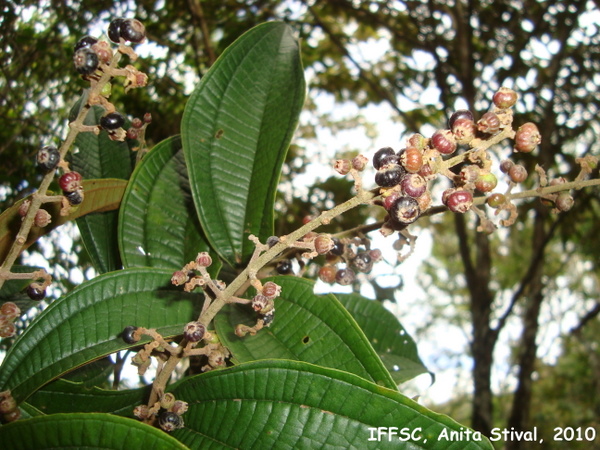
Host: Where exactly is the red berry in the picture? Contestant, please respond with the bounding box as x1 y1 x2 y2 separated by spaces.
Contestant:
451 117 477 145
34 209 52 227
417 163 435 181
171 270 187 286
508 164 528 183
446 190 473 213
0 302 20 320
475 172 498 193
431 130 457 155
195 252 212 267
477 112 501 134
399 146 423 173
493 87 518 109
514 122 541 153
383 190 401 210
59 171 83 193
389 196 420 224
0 321 16 338
318 265 337 283
401 173 427 198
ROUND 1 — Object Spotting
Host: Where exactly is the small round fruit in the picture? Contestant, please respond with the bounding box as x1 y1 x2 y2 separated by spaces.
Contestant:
499 159 514 174
59 171 83 193
120 18 146 43
74 35 98 52
314 235 334 254
121 325 139 344
477 112 501 134
375 165 405 187
369 248 383 262
398 146 423 173
276 259 293 275
0 396 17 414
65 189 84 206
493 87 518 109
100 112 125 130
407 133 427 150
389 196 420 224
73 47 99 75
448 109 474 129
555 192 574 212
107 18 125 43
400 173 427 198
0 302 20 320
451 117 477 145
266 236 280 248
475 172 498 193
252 294 272 313
373 147 396 170
195 252 212 267
318 265 337 283
37 145 60 172
352 155 368 171
514 122 541 153
262 281 281 299
486 193 506 208
335 268 356 286
329 238 344 256
446 190 473 213
0 321 16 338
261 311 275 326
431 129 457 155
352 252 373 273
26 284 46 301
508 164 528 183
158 411 184 432
334 159 351 175
34 209 52 227
183 321 206 342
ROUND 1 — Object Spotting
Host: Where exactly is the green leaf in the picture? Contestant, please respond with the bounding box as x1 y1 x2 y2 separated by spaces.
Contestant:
0 178 127 263
182 22 305 266
0 413 189 449
26 378 150 417
337 293 431 385
0 268 202 403
71 105 134 273
215 276 397 390
170 360 492 449
119 136 220 274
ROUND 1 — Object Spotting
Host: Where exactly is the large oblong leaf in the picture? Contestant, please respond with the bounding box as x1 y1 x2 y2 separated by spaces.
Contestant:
170 360 492 449
215 276 397 390
118 136 219 273
0 268 202 403
181 21 306 266
337 292 430 385
0 413 188 450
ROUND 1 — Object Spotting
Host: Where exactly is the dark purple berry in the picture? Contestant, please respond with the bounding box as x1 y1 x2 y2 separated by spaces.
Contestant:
183 321 206 342
389 196 420 225
73 47 99 75
108 18 125 43
74 36 98 52
65 189 84 206
100 112 125 130
448 109 474 129
120 18 146 43
260 311 275 326
400 173 427 198
37 145 60 172
452 118 477 144
375 165 405 187
373 147 396 170
335 268 356 286
266 236 280 248
26 284 46 301
158 411 183 432
329 238 344 256
122 326 139 344
352 252 373 273
276 259 293 275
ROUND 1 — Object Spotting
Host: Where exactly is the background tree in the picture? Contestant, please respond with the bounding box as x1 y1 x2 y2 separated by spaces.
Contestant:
1 0 599 444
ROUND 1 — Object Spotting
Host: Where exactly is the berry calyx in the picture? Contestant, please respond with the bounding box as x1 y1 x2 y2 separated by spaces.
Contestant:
37 145 60 172
59 171 83 193
158 411 184 432
183 321 206 342
26 284 46 301
514 122 541 153
121 325 139 344
373 147 396 170
389 196 420 224
445 190 473 213
493 87 518 109
100 112 125 130
120 19 146 43
73 47 99 75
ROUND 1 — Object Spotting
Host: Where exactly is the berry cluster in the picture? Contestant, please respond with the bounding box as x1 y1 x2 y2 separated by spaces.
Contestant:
317 236 383 286
0 302 21 339
133 392 187 432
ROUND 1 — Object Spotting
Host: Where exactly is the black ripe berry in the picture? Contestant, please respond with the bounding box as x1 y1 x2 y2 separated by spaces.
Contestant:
37 145 60 172
122 326 139 344
389 196 420 225
26 284 46 301
108 18 125 43
183 321 206 342
120 19 146 43
375 165 405 188
260 311 275 327
73 47 99 75
373 147 396 170
100 112 125 130
335 268 356 286
158 411 183 432
329 237 344 256
276 259 293 275
74 35 98 52
65 189 84 206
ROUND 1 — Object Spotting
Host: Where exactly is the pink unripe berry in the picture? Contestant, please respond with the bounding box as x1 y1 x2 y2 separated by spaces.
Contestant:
493 87 518 109
514 122 541 153
431 129 457 155
262 281 281 299
445 190 473 213
352 155 368 171
508 164 528 183
1 302 20 320
401 173 427 198
195 252 212 267
314 235 334 255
